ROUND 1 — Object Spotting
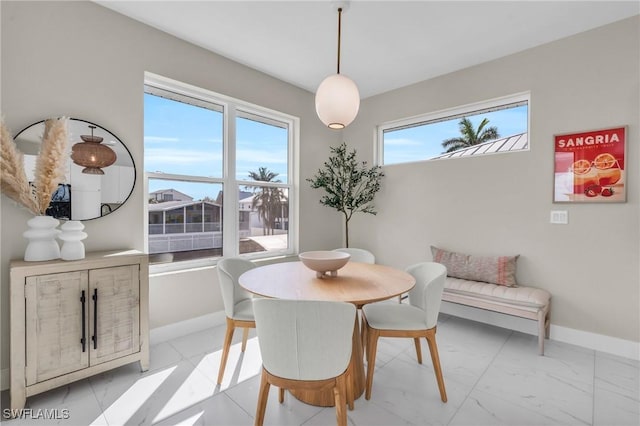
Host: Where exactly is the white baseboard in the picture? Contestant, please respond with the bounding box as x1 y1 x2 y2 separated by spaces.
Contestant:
149 311 226 345
550 324 640 361
441 301 640 361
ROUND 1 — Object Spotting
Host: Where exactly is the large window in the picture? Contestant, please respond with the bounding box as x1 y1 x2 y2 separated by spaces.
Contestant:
144 74 297 267
378 93 529 166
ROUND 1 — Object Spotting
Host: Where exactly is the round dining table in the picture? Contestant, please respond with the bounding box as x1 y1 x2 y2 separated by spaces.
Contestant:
239 260 415 407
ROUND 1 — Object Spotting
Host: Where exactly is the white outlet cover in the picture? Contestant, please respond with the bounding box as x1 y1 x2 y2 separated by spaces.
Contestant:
550 210 568 224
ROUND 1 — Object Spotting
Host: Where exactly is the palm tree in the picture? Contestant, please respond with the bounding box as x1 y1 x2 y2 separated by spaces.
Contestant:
247 167 285 235
441 117 500 153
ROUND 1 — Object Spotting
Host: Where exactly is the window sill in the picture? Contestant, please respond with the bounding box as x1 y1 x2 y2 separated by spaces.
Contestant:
149 252 298 277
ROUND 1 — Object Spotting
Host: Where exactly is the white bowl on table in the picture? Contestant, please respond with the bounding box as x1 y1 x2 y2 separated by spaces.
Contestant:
298 251 351 278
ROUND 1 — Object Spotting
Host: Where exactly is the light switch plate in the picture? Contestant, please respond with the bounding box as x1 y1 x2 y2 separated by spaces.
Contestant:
550 210 568 224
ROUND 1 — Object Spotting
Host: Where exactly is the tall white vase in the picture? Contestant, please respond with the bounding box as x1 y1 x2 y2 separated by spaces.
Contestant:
23 215 61 261
59 220 88 261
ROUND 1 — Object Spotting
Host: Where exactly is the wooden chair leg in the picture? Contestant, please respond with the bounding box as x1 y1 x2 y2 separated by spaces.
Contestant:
346 368 354 410
278 387 285 403
242 326 250 352
217 318 235 384
365 329 379 400
425 331 447 403
361 317 368 359
413 337 423 364
334 375 347 426
254 370 270 426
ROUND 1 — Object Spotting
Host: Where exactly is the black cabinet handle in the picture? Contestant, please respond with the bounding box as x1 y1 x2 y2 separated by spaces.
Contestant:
92 288 98 350
80 290 86 352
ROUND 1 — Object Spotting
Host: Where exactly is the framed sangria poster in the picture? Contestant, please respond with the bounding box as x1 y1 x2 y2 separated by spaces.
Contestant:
553 126 626 203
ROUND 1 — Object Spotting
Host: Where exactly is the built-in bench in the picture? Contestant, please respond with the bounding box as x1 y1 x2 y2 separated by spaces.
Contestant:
429 246 552 355
442 277 551 355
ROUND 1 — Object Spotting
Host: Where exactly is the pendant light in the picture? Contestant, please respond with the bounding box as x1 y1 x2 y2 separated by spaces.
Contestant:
71 125 117 175
315 4 360 129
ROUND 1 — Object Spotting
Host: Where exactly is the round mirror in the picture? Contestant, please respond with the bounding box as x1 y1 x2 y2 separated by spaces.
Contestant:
14 118 136 221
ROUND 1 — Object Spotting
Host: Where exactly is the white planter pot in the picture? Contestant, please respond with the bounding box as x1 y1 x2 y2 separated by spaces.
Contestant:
23 215 61 261
59 220 88 261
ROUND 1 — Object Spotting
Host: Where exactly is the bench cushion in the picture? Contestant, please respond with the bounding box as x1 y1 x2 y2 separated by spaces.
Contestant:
444 277 551 309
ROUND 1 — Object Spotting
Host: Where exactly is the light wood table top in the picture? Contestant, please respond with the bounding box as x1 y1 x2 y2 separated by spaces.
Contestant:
239 260 415 307
239 260 415 407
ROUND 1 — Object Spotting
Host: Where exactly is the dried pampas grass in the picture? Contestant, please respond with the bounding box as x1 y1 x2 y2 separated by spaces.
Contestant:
1 118 39 214
0 116 69 216
34 118 69 214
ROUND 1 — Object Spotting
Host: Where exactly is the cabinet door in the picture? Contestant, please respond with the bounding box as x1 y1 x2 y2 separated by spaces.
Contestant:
89 265 140 365
25 271 89 386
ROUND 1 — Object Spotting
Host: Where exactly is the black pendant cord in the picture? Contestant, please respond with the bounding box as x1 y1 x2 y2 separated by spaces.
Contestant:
337 8 342 74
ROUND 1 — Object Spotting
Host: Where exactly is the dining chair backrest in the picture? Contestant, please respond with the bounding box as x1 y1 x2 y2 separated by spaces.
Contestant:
253 299 356 381
406 262 447 329
217 258 256 319
333 248 375 264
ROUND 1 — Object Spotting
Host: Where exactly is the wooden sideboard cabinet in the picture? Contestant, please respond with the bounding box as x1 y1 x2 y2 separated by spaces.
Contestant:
10 250 149 411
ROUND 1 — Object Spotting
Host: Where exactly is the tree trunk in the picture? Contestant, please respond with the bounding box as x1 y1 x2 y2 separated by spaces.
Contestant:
344 217 349 248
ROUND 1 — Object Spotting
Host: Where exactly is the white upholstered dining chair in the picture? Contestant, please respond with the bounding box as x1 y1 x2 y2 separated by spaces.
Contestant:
216 257 256 385
252 299 356 426
333 247 405 303
332 247 376 264
333 247 379 338
361 261 448 402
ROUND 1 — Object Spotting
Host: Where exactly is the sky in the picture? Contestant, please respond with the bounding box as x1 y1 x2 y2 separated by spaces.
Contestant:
144 93 527 200
144 93 288 201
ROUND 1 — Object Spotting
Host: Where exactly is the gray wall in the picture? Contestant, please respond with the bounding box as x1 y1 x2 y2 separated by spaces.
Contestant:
1 2 638 378
0 1 342 374
343 16 639 342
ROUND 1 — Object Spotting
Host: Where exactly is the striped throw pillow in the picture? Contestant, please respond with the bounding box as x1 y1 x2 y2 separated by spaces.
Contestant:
431 246 519 287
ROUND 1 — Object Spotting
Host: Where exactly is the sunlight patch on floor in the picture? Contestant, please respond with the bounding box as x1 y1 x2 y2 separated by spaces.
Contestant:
97 365 176 425
169 410 205 425
152 337 262 422
152 367 215 423
198 336 263 390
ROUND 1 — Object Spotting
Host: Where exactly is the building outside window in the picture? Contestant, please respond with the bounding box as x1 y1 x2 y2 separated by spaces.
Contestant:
144 74 297 268
378 93 529 166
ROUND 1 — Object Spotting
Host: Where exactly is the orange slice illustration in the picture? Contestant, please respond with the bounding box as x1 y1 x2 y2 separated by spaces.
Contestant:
593 153 617 169
570 159 591 174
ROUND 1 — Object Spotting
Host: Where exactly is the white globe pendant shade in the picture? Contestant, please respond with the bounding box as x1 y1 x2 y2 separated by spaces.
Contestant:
315 73 360 129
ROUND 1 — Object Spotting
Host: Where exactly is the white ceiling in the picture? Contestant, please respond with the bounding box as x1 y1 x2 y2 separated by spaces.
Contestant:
94 1 639 99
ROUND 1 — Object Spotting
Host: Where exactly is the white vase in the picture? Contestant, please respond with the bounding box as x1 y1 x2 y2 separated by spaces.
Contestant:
23 215 61 261
59 220 88 261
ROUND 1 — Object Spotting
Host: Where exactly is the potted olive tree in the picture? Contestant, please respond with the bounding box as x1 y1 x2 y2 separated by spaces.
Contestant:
307 142 384 247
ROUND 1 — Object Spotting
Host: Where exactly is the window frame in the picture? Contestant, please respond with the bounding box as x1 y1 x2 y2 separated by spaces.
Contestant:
144 72 299 274
375 92 530 167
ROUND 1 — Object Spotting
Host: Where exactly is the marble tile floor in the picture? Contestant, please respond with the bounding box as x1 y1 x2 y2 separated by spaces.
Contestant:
2 314 638 426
